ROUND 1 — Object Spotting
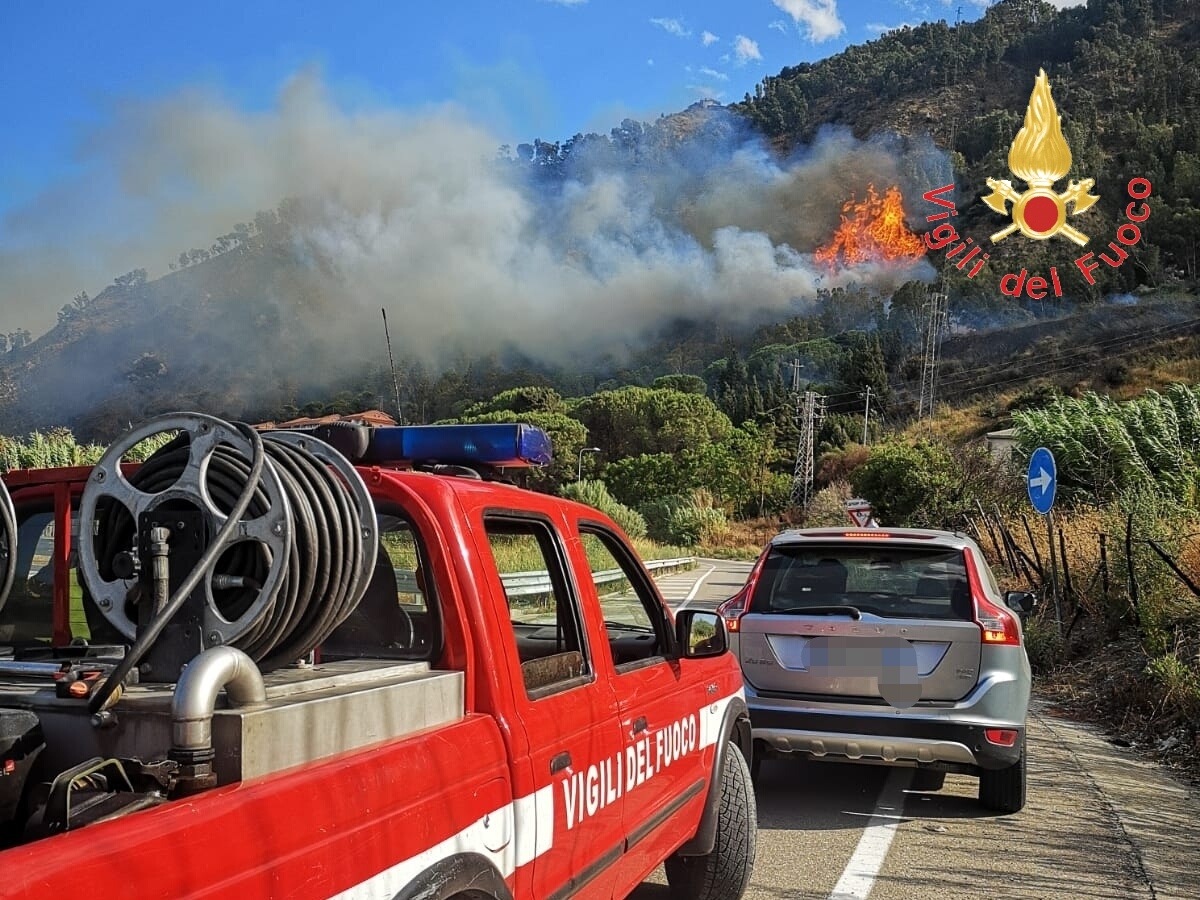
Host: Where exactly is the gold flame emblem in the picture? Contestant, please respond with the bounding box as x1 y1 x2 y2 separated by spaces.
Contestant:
982 69 1098 245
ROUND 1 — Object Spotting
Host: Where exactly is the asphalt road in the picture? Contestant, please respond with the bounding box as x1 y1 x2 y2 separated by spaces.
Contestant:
634 558 1200 900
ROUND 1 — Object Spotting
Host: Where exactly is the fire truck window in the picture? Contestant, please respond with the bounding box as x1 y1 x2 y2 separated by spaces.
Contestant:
578 527 667 671
0 511 92 646
483 516 591 699
319 515 437 662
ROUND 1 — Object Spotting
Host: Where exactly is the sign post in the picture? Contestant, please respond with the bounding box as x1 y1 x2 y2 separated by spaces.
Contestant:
1026 447 1062 634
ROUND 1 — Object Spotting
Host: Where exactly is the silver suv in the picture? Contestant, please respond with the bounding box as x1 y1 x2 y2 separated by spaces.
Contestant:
718 527 1034 813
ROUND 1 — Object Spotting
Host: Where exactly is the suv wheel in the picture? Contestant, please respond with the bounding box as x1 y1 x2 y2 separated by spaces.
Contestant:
978 748 1026 813
665 742 757 900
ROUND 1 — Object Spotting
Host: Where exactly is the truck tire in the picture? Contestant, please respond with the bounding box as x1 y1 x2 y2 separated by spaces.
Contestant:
978 748 1026 813
664 742 757 900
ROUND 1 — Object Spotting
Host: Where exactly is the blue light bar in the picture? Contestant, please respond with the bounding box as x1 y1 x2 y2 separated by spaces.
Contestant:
363 424 553 468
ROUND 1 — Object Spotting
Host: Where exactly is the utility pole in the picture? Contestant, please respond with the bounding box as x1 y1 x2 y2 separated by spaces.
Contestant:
861 385 872 445
381 308 404 425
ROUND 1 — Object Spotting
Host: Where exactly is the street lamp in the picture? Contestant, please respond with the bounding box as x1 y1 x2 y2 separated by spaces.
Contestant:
577 447 601 481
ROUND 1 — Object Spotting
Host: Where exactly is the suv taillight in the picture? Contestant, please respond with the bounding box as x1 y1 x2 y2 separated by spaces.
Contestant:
719 550 771 633
716 594 748 633
964 552 1021 646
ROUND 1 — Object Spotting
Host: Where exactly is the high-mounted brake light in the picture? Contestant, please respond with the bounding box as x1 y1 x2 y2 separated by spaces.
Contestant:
363 424 553 468
842 531 891 539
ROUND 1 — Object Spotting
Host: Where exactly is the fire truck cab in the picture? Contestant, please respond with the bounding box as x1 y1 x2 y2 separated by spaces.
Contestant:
0 412 755 899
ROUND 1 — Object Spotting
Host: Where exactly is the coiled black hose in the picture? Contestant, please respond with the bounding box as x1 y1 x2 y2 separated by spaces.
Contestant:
0 477 16 613
93 428 371 672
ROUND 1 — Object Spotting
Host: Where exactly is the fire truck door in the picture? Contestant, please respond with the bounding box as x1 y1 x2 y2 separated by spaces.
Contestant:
572 522 712 889
480 514 626 900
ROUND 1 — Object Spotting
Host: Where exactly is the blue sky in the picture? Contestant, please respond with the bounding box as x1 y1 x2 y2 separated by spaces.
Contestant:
0 0 1087 338
0 0 1021 219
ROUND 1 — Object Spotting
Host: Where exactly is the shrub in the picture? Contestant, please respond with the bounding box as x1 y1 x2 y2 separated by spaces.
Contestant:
804 481 854 527
560 479 647 539
639 489 727 546
849 439 961 527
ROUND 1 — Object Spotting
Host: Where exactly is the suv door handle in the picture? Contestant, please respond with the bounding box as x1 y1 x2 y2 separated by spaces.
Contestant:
550 751 572 774
632 716 648 735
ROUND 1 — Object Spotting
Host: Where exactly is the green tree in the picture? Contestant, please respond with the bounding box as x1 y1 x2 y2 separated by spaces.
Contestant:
570 387 733 459
850 440 963 527
652 374 707 395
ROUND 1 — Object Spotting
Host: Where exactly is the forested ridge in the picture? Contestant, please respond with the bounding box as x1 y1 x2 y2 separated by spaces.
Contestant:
0 0 1196 454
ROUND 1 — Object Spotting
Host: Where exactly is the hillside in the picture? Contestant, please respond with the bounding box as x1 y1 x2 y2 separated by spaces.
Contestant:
0 0 1197 441
737 0 1200 291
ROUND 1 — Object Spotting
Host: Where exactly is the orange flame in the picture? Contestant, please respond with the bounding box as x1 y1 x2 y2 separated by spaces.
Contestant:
815 184 926 268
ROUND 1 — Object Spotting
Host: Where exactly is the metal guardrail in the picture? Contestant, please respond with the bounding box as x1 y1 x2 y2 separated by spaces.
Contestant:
394 556 695 598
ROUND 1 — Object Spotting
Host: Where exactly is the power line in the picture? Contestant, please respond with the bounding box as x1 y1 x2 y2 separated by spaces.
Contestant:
935 318 1200 394
933 316 1200 386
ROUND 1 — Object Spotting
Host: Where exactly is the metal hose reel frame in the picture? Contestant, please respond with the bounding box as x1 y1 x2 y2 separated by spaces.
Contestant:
78 413 293 645
0 476 17 613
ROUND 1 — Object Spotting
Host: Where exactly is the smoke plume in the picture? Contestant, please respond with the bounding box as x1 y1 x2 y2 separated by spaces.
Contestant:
1 70 946 372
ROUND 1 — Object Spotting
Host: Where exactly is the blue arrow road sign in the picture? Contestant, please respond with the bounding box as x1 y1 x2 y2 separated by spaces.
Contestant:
1027 446 1057 515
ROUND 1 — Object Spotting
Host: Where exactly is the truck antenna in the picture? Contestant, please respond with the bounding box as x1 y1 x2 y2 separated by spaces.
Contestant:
381 307 404 425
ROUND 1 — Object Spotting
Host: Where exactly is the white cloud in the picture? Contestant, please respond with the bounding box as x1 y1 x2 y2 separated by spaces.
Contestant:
866 21 916 35
771 0 845 42
699 66 728 81
688 84 727 102
733 35 762 64
701 30 719 46
650 17 691 38
768 19 789 35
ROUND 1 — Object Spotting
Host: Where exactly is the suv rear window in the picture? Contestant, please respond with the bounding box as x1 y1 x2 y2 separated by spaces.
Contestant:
750 543 972 621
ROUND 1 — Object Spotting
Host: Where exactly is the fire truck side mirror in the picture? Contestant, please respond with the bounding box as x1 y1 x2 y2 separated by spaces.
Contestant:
676 610 727 659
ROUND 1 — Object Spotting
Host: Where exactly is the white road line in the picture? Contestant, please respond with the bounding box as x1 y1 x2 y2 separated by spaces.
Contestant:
675 564 716 610
828 768 911 900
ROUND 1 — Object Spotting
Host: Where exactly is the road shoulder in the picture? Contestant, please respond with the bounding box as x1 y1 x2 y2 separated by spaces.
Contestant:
1035 701 1200 900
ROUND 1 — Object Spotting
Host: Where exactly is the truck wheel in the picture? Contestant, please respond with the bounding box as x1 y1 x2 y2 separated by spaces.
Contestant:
978 749 1026 813
665 742 757 900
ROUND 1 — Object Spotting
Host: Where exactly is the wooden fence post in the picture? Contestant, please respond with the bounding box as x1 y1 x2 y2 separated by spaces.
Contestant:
1125 513 1140 627
1021 514 1045 579
1057 524 1075 615
1098 532 1110 608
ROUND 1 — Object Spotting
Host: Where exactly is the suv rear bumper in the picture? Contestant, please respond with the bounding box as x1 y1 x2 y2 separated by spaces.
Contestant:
750 707 1023 770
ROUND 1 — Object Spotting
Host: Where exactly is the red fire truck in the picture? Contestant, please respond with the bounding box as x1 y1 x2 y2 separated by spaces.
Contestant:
0 412 755 899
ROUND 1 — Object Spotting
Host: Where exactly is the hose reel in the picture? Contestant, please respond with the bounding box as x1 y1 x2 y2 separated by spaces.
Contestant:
0 475 16 613
77 412 377 683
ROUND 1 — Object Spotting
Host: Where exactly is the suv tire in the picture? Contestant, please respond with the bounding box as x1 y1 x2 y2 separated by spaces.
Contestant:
978 748 1026 813
665 742 757 900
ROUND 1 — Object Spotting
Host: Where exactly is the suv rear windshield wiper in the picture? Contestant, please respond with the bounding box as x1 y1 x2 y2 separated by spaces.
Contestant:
771 605 862 619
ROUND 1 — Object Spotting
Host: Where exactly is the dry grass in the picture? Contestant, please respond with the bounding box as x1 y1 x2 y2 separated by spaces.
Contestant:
697 516 781 560
901 400 999 444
